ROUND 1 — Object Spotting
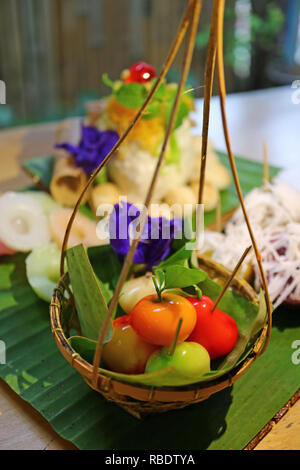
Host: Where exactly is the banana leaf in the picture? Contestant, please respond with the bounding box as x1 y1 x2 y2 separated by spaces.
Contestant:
0 237 299 450
22 155 54 189
1 154 295 450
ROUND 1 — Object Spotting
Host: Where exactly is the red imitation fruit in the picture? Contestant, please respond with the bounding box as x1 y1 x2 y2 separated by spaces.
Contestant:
130 293 197 346
187 295 238 360
102 315 157 374
0 240 16 256
124 62 156 84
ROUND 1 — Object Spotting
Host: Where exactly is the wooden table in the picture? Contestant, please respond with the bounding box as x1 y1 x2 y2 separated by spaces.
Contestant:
0 86 299 450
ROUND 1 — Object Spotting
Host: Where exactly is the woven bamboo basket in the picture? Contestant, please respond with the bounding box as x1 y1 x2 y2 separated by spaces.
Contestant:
49 0 273 419
50 257 269 418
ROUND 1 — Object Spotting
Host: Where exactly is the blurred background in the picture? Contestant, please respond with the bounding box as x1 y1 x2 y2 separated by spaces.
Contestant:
0 0 299 129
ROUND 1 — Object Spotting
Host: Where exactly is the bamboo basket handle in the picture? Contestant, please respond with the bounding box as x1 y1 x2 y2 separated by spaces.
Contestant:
216 0 272 355
91 0 202 387
198 0 219 205
59 0 196 276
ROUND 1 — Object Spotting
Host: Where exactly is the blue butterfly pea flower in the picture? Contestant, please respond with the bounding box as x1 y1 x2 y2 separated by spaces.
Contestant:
109 201 183 269
56 124 119 174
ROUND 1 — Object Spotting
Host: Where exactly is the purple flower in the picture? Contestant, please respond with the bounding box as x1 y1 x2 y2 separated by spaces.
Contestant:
109 202 183 269
56 124 119 174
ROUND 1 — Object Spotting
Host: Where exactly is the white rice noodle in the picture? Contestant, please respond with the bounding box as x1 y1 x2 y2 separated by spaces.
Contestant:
254 223 300 308
199 179 300 308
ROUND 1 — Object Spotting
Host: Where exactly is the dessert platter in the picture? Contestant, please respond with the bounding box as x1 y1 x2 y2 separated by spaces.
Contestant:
0 0 299 450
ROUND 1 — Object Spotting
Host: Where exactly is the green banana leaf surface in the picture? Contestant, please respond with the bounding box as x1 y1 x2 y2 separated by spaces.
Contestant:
0 252 299 450
2 154 299 450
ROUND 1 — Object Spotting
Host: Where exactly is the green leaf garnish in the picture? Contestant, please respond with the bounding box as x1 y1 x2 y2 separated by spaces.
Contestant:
162 132 181 165
151 80 167 101
167 100 190 130
115 82 148 109
66 244 112 342
88 244 122 290
192 284 203 300
163 84 190 130
141 100 161 120
69 336 98 364
95 277 113 306
154 268 166 287
102 73 115 89
163 265 207 289
152 264 207 300
152 274 162 302
157 241 194 268
94 166 108 185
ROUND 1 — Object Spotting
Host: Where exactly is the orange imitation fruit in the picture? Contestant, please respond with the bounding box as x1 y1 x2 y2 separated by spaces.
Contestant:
130 293 197 346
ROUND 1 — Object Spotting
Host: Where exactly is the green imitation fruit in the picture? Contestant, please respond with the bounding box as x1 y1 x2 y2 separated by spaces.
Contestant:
23 191 60 216
145 342 211 386
26 243 62 302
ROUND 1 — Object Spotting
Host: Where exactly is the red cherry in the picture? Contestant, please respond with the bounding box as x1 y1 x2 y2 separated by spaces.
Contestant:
187 295 239 360
125 62 156 84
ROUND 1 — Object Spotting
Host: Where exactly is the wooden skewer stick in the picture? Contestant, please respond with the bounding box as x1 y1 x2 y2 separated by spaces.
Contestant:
263 141 269 186
216 191 222 233
211 245 252 312
169 318 183 356
196 0 223 247
198 0 222 206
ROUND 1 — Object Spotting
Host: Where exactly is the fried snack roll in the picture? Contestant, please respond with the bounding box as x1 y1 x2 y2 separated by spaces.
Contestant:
50 117 90 207
50 152 90 207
